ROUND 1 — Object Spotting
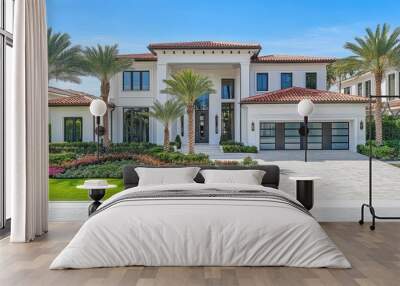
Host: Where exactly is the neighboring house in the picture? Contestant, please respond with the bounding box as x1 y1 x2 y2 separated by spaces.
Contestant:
48 87 98 143
341 69 400 112
341 69 400 97
106 41 367 152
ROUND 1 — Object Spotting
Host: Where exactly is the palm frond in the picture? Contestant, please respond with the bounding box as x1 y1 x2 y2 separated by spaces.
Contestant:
48 28 84 83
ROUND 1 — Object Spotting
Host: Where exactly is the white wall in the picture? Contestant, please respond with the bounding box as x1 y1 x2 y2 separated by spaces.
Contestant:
250 63 327 95
243 103 366 152
109 52 335 146
49 106 95 142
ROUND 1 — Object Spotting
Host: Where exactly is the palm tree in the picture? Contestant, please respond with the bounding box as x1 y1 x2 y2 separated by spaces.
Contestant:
162 69 215 154
82 44 133 147
326 60 356 91
343 23 400 145
48 28 84 83
148 99 185 151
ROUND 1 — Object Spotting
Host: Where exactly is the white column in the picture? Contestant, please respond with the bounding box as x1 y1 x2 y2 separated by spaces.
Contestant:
155 63 168 145
237 62 250 142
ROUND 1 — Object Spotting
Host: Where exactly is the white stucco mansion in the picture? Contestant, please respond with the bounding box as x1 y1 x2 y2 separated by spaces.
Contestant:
49 41 368 151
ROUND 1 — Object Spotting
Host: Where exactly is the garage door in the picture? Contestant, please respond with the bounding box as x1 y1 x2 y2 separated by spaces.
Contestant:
260 122 349 150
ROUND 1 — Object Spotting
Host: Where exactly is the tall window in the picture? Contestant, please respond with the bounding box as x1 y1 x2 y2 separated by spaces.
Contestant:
221 103 234 141
64 117 83 142
221 79 234 99
305 73 317 89
365 80 371 96
1 0 14 229
123 108 149 142
343 87 351 94
388 73 395 98
281 73 293 89
357 83 363 96
123 71 150 91
256 73 268 92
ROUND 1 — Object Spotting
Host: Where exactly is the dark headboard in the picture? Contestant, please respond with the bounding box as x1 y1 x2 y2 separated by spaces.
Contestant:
123 165 280 189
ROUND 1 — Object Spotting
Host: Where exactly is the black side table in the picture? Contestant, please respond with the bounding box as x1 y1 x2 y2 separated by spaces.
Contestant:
77 184 116 215
289 177 320 210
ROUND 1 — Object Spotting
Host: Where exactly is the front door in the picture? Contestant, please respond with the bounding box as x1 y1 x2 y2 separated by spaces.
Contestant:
195 110 209 143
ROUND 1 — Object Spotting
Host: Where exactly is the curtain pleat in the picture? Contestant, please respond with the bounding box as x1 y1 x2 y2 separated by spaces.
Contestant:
10 0 48 242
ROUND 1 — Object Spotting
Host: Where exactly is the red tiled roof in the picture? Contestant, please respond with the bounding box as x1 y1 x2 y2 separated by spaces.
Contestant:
48 87 97 106
148 41 261 52
241 87 368 104
252 54 336 63
117 53 157 61
49 95 95 106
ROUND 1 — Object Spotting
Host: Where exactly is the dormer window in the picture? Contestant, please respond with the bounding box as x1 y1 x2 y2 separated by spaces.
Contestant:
123 71 150 91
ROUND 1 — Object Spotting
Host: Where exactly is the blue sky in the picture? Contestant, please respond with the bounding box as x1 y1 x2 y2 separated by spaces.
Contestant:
47 0 400 96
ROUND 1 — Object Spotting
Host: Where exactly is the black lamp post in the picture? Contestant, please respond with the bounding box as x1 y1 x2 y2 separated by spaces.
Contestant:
90 99 107 160
297 99 314 162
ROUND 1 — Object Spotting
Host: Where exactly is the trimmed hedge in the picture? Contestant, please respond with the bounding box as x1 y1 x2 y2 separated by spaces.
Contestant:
49 142 159 155
357 142 398 160
56 160 135 179
49 152 77 165
222 145 258 153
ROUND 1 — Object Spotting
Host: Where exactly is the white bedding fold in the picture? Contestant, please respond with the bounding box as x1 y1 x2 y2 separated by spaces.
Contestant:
50 183 350 269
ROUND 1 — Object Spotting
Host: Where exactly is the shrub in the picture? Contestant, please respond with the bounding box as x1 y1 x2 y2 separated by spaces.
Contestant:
222 145 258 153
242 156 258 166
153 151 211 165
61 153 135 169
49 142 97 154
49 166 65 177
357 143 397 160
214 160 239 166
56 160 135 179
175 135 182 149
219 137 243 146
49 153 76 165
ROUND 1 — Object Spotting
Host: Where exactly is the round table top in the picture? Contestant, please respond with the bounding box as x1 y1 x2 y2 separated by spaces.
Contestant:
289 176 321 181
77 185 117 190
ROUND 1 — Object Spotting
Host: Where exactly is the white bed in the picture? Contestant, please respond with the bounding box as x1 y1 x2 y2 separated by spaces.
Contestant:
50 183 350 269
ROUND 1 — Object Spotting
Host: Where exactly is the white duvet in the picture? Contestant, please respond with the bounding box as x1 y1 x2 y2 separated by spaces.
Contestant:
50 183 350 269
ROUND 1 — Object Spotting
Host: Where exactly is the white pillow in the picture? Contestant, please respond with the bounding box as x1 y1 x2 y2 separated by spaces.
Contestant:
200 169 265 185
135 167 200 186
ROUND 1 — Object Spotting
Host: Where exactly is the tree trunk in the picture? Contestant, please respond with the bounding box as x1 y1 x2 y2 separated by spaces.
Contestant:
101 80 111 147
187 106 195 154
374 73 383 146
163 123 170 151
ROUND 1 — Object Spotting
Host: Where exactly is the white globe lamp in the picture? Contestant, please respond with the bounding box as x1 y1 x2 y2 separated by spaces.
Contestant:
89 99 107 159
297 99 314 162
90 99 107 117
297 99 314 117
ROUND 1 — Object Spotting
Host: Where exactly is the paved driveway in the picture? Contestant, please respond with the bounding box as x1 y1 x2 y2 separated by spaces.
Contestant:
208 150 400 221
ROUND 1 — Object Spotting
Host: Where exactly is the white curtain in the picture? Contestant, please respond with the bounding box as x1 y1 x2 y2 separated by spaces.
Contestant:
9 0 48 242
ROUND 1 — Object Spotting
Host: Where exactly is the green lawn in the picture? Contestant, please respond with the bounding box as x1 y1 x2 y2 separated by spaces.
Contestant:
49 178 124 201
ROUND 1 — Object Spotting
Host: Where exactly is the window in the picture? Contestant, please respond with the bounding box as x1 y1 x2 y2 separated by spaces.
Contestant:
221 103 234 141
305 73 317 89
284 122 301 149
331 122 349 150
365 80 371 96
64 117 83 142
123 108 149 142
180 115 184 137
281 73 293 89
388 73 395 98
357 83 363 96
256 73 268 92
260 122 276 150
221 79 234 99
343 87 351 94
123 71 150 91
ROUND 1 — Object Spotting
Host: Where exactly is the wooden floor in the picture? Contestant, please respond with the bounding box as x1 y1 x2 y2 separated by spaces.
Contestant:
0 222 399 286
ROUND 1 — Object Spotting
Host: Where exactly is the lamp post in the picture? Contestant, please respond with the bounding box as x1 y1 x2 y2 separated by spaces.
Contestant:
297 99 314 162
89 99 107 160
